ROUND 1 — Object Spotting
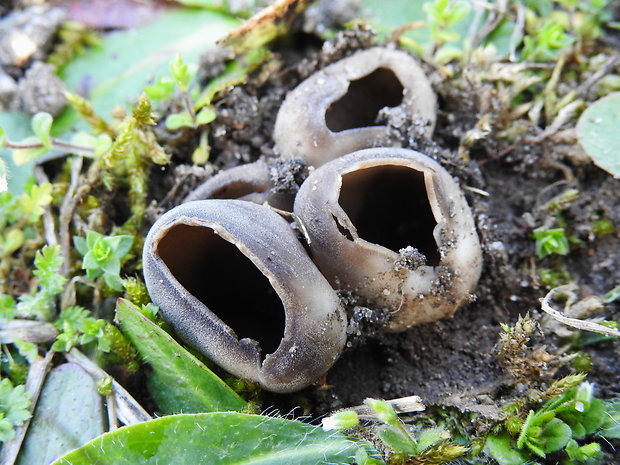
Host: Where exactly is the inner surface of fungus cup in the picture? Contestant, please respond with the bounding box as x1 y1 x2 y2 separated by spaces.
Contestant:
294 148 483 331
273 47 437 167
143 199 347 392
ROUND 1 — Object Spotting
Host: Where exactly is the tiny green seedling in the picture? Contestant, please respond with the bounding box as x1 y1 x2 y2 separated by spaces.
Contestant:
533 227 570 258
0 378 32 442
74 231 134 292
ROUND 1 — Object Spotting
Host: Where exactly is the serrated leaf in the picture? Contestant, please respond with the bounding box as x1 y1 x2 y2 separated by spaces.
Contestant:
54 9 239 134
416 427 450 452
31 112 53 148
377 426 416 455
52 412 383 465
577 92 620 178
170 54 192 91
115 298 246 414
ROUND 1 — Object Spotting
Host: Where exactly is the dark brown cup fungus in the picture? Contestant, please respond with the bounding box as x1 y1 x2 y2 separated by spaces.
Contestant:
184 160 293 210
273 47 437 167
143 199 347 392
294 148 482 331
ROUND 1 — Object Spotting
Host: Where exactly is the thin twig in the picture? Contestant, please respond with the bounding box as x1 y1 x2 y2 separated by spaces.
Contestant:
509 2 525 62
266 204 312 245
106 393 119 432
540 285 620 338
0 351 54 465
59 156 83 276
66 349 151 426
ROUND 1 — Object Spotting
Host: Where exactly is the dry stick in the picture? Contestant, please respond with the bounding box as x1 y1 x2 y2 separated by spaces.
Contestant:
66 348 151 426
106 393 119 432
0 351 55 465
574 54 620 98
509 2 525 62
349 395 425 420
58 156 84 276
33 167 58 246
540 285 620 338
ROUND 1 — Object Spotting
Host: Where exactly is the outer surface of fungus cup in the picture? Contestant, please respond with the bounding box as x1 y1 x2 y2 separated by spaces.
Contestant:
294 148 482 331
273 47 436 167
183 160 293 210
143 199 347 392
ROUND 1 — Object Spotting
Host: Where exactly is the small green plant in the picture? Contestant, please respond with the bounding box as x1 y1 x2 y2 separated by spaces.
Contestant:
0 112 110 167
0 244 67 321
485 381 615 465
322 398 467 464
0 377 32 442
74 231 134 292
522 19 574 62
146 55 216 131
533 227 570 258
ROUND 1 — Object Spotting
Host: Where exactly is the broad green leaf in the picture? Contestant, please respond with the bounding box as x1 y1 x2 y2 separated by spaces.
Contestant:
17 363 105 465
52 412 383 465
485 432 532 465
54 9 239 134
577 91 620 178
115 299 246 414
0 112 36 193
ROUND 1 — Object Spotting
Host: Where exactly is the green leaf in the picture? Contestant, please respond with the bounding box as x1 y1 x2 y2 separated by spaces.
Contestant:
599 400 620 439
115 298 246 414
165 112 194 130
16 363 105 465
12 141 49 167
538 418 572 454
377 426 417 455
485 432 532 465
20 182 53 223
577 91 620 178
31 112 53 148
0 378 32 439
0 112 36 193
52 412 383 465
416 427 450 452
54 9 239 134
170 54 192 91
195 106 216 126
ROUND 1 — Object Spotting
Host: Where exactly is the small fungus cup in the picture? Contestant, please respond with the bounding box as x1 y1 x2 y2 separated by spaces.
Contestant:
273 47 437 167
143 199 347 392
294 148 482 331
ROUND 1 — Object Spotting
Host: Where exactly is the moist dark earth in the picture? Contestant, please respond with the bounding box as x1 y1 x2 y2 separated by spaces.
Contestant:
147 26 620 422
3 2 619 461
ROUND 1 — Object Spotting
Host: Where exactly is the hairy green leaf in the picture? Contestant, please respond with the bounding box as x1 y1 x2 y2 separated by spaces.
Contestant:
52 412 382 465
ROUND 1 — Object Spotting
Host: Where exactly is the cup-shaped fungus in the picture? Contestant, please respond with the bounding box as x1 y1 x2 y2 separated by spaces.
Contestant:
143 199 347 392
294 148 482 331
273 47 436 167
184 160 293 210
